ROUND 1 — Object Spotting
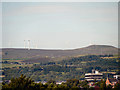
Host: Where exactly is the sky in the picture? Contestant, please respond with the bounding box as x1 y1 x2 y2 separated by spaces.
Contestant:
2 2 118 49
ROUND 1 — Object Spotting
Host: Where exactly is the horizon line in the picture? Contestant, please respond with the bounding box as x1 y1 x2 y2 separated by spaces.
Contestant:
0 44 118 50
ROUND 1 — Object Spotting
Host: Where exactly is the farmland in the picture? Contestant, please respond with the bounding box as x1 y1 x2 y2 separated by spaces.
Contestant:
2 54 119 81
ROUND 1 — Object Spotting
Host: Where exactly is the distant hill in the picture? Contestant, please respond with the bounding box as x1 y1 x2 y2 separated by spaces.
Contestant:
73 45 119 55
1 45 119 62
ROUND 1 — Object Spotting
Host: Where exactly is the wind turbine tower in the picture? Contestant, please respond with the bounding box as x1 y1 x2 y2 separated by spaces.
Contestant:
28 40 30 50
36 44 38 49
24 40 26 49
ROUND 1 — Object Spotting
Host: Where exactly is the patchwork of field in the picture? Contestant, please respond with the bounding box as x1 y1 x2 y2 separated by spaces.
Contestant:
2 54 119 81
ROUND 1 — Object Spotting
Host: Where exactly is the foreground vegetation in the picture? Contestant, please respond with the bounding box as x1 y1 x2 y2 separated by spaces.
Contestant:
2 74 120 90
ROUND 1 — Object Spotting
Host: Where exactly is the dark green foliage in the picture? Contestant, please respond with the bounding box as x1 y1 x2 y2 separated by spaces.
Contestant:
114 82 120 90
47 80 56 85
2 75 88 90
2 74 34 90
100 81 106 90
2 74 120 90
106 84 113 90
95 79 105 87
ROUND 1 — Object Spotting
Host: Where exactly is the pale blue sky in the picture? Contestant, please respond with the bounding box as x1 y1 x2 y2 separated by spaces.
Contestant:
2 2 118 49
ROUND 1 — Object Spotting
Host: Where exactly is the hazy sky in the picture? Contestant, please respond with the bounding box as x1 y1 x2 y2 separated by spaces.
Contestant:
2 2 118 49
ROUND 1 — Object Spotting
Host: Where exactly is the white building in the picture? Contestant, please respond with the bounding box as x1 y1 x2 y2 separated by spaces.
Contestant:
85 69 103 82
113 75 120 80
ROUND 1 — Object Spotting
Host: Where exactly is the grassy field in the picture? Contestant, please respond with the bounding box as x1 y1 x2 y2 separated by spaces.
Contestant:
2 63 33 68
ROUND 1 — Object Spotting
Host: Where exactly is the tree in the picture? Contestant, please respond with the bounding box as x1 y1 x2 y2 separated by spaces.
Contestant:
47 79 56 85
2 74 34 90
106 84 112 90
100 81 106 90
114 82 120 90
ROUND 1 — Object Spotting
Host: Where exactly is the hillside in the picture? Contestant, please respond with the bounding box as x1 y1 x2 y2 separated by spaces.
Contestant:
2 45 120 81
3 54 119 81
1 45 119 61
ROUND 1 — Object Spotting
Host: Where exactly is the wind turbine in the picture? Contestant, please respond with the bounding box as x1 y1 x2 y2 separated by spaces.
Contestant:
24 40 26 49
28 40 30 50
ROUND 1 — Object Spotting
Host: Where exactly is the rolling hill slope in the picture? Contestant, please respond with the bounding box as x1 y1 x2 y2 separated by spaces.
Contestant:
1 45 119 61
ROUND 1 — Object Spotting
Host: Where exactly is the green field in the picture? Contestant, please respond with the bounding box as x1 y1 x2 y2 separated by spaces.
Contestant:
2 55 119 81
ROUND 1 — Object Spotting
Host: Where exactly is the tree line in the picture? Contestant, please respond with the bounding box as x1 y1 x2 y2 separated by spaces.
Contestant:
2 74 120 90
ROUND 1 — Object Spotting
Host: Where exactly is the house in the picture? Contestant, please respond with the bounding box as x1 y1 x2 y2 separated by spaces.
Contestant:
113 75 120 80
88 82 100 89
88 82 95 87
106 78 118 88
56 81 66 84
